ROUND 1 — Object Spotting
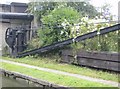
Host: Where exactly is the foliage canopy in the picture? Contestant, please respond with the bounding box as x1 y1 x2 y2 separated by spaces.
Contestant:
27 2 118 52
37 6 81 46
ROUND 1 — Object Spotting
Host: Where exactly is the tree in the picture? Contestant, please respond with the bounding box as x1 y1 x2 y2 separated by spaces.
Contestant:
99 3 112 20
27 2 58 26
27 1 99 22
67 2 99 18
37 6 81 46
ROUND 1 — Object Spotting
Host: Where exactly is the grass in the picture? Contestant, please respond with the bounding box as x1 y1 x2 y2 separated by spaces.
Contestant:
2 56 119 83
1 62 115 87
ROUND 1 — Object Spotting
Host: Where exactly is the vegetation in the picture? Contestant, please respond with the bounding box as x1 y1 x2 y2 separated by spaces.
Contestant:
28 17 119 52
27 1 119 52
2 57 119 83
1 62 115 87
99 3 113 21
67 2 99 18
27 37 42 49
71 30 119 52
37 6 81 46
2 1 119 88
27 2 98 21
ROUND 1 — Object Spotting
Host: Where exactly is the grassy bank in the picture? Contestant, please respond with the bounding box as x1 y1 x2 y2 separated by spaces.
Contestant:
1 62 115 87
2 56 119 83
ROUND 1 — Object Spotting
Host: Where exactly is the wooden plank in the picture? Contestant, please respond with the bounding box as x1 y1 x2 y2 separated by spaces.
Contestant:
77 57 120 72
61 50 73 56
61 55 75 64
61 55 69 63
67 55 76 64
61 50 120 71
77 51 119 62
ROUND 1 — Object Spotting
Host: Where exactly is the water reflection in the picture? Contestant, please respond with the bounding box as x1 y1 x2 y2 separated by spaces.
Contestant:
2 75 42 87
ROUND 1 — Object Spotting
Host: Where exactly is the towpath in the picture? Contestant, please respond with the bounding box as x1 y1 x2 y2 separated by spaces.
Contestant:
0 59 119 87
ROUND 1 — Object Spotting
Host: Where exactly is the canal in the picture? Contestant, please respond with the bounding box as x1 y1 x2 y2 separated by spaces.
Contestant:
1 75 41 87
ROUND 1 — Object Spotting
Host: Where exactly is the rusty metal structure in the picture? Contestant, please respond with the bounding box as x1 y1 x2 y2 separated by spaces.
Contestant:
5 27 29 56
5 23 120 72
16 24 120 57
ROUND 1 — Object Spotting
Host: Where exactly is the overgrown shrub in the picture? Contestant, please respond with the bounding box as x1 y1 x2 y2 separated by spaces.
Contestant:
37 6 81 46
27 37 42 50
27 2 118 52
71 24 119 52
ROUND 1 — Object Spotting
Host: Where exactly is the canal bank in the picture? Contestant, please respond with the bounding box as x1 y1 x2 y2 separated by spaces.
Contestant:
1 59 119 86
1 59 119 87
2 75 37 87
1 69 67 88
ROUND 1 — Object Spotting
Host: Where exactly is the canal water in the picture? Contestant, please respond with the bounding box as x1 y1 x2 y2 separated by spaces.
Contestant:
1 75 42 87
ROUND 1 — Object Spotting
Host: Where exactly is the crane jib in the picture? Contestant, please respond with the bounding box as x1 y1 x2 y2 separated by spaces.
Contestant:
17 24 120 58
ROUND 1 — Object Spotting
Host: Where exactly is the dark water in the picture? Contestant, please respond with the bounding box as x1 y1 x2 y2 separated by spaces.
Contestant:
2 75 42 87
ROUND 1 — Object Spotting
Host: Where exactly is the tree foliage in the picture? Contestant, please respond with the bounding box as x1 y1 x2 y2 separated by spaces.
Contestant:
27 2 58 24
37 6 81 46
27 2 118 52
67 2 99 18
27 1 99 22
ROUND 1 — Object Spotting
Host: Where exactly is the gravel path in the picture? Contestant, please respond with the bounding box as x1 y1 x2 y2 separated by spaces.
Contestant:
1 59 119 87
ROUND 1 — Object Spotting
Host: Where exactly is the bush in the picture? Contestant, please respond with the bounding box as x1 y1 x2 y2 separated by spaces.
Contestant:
37 6 81 46
27 37 42 50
